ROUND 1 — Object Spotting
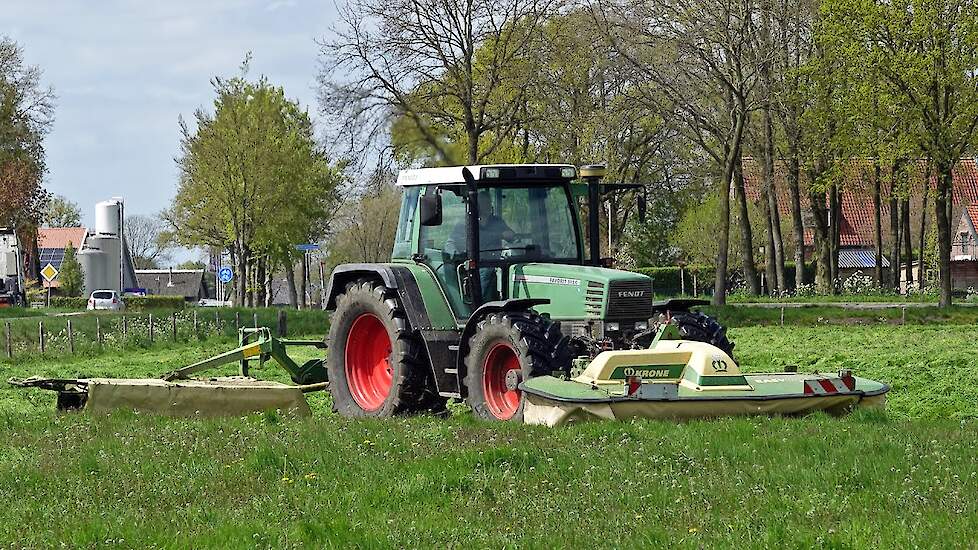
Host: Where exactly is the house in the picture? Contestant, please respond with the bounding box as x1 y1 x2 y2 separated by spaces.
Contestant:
742 157 978 287
36 227 88 288
951 205 978 290
135 269 212 302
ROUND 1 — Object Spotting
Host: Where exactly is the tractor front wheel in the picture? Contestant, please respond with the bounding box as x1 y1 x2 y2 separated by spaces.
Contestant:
327 279 444 417
464 311 565 422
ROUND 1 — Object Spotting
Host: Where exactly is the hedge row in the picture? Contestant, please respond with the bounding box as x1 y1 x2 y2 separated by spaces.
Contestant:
50 295 187 311
632 262 816 295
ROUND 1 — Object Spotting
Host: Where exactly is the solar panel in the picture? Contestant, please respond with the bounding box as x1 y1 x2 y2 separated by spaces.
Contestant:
38 248 66 269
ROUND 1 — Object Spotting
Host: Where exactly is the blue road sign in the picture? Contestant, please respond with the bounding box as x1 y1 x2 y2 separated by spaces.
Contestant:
218 266 233 283
295 243 320 251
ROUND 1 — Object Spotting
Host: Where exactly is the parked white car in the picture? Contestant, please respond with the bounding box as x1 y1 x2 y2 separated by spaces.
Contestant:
87 290 125 311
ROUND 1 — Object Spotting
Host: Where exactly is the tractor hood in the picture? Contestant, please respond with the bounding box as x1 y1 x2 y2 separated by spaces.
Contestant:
509 263 653 321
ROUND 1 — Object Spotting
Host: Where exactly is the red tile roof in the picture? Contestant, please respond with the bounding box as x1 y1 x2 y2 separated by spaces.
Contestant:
742 158 978 247
967 204 978 231
37 227 87 249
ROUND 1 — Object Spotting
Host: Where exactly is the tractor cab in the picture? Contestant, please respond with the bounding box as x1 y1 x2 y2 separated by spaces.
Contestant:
392 164 646 321
394 165 588 316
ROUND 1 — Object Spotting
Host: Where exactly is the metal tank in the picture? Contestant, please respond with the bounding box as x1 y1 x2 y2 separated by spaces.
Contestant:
78 247 107 297
95 200 122 236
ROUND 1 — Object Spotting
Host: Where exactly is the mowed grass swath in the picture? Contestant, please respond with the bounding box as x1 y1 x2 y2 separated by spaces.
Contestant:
2 324 978 547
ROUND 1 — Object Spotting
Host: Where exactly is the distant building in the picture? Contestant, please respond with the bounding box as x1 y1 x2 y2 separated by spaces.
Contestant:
743 157 978 288
36 227 88 288
135 268 212 302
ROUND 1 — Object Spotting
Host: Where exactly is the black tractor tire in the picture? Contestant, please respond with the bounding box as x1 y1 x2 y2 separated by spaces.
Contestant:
327 278 445 417
671 311 735 359
463 311 567 422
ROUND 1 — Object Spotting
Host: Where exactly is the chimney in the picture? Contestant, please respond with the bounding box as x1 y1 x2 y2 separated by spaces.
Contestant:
167 267 174 287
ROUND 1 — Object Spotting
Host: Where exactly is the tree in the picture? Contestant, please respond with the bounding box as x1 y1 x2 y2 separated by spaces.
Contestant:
43 195 81 227
170 63 342 307
124 214 172 269
176 260 205 270
326 185 402 269
599 0 761 305
823 0 978 306
0 37 54 279
319 0 555 165
59 243 83 297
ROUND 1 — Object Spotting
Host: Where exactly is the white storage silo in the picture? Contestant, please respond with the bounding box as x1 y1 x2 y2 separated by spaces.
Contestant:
78 247 107 296
87 235 121 292
95 200 122 236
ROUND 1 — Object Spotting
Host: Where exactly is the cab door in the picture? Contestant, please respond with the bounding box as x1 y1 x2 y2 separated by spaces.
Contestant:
418 186 472 319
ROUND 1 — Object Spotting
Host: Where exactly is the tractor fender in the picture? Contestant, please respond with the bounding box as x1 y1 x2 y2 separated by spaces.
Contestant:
455 298 550 393
324 264 401 310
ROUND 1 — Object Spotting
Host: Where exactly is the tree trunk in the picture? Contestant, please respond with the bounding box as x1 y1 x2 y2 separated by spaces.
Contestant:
829 185 840 288
733 156 760 295
872 162 884 286
285 259 298 309
889 194 900 292
299 253 308 309
918 163 930 289
763 122 786 293
759 177 776 295
809 188 832 294
787 154 805 289
902 198 913 289
712 112 748 306
255 256 266 307
935 163 953 307
264 260 274 307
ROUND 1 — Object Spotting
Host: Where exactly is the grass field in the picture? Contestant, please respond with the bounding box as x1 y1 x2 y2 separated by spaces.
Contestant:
1 318 977 547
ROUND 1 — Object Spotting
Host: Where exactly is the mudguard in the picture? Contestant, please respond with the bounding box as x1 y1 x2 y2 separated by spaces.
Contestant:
651 298 709 313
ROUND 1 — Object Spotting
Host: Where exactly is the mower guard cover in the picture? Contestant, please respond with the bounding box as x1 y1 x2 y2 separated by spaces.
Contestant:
10 376 312 417
520 339 889 427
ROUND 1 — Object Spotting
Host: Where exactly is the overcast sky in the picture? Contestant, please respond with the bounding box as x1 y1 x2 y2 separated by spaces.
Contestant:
2 0 337 259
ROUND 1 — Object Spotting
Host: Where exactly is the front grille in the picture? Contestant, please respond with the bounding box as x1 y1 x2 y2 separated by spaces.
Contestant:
606 279 653 319
585 280 604 318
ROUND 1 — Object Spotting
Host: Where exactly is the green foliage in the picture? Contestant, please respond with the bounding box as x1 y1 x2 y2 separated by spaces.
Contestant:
170 63 343 304
42 195 82 228
175 260 205 270
326 186 401 270
58 243 83 297
49 295 186 311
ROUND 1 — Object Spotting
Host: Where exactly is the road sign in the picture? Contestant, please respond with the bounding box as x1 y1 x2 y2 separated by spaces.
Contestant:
40 263 59 283
295 244 320 251
218 266 233 284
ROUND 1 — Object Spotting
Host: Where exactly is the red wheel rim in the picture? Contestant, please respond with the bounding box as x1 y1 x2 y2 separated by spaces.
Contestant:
482 343 522 420
344 313 393 411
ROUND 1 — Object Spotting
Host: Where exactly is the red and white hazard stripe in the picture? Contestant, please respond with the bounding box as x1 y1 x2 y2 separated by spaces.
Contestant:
804 375 855 395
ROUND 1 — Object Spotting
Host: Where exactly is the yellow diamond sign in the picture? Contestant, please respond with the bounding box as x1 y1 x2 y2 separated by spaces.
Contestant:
41 263 59 282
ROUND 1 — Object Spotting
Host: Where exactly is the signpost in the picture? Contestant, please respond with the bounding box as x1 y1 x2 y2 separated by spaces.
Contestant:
217 267 233 303
41 263 58 307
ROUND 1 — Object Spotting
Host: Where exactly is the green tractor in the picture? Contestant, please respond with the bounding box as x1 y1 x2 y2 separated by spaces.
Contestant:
324 164 732 421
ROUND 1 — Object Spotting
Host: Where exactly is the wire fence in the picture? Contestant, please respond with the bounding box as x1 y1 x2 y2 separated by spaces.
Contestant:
1 308 326 361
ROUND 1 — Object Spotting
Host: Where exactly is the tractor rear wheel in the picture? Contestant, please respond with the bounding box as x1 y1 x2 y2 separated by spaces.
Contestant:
327 279 444 417
463 311 566 422
671 311 735 359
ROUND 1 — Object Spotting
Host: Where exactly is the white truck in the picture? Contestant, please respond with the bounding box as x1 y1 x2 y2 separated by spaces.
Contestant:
0 228 26 307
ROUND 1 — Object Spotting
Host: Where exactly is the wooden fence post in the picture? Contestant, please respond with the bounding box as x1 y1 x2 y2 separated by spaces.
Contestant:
253 313 258 330
215 310 220 335
193 310 198 339
96 317 103 348
123 315 128 339
235 312 240 332
149 313 155 343
38 321 45 354
277 309 287 337
171 312 177 342
4 322 11 359
67 319 74 354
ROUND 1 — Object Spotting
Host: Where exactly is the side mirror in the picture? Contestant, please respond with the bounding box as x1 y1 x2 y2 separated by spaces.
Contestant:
419 190 442 226
637 192 647 224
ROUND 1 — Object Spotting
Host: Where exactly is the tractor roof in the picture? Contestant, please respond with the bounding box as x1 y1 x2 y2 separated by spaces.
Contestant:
395 164 577 187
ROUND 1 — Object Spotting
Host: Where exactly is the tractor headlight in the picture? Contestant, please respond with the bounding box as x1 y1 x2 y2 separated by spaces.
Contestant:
635 321 648 331
484 168 501 178
605 322 620 332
